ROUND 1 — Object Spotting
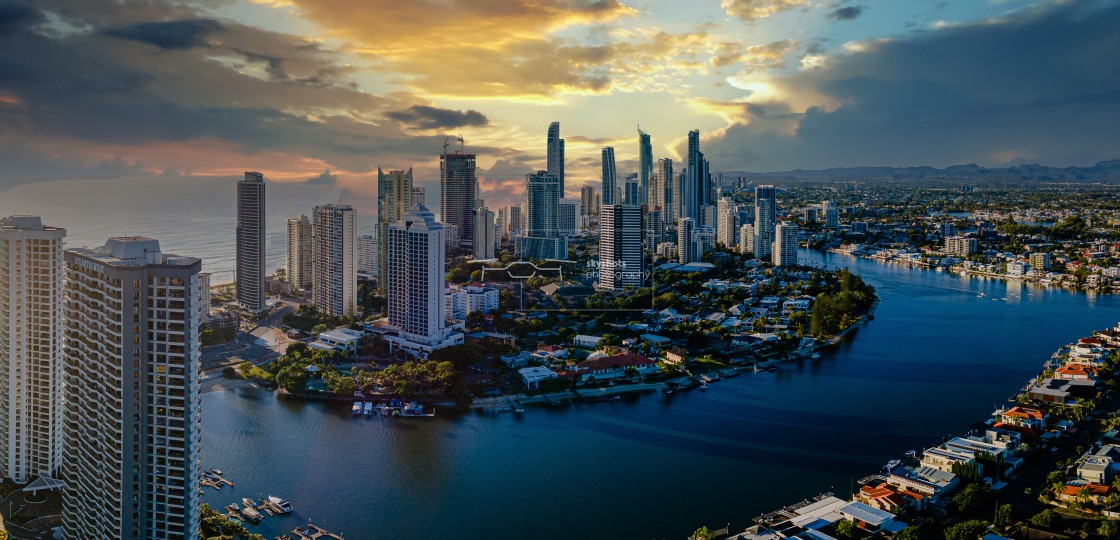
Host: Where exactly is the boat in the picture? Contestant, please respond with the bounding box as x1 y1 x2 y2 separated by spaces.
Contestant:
903 450 917 458
242 497 257 509
884 459 901 471
698 382 709 391
351 402 362 415
398 402 435 417
211 468 223 475
363 402 373 416
811 353 821 359
241 505 263 523
268 495 294 514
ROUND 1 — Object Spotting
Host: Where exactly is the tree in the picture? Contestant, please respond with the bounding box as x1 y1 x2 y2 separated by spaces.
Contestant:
994 503 1014 528
893 526 922 540
689 526 715 540
943 520 988 540
1029 509 1061 529
834 519 856 539
953 483 992 513
1099 520 1120 539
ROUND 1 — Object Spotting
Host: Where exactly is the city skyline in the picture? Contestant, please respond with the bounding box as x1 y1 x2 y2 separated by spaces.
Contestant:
0 0 1117 215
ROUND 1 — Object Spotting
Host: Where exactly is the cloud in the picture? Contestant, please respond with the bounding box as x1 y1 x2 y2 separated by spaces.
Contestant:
827 6 865 21
385 105 489 130
721 0 809 22
0 1 42 35
711 39 798 71
306 169 337 185
100 19 224 50
703 0 1120 171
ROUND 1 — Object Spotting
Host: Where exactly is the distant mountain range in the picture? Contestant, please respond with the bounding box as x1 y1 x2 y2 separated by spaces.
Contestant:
719 160 1120 183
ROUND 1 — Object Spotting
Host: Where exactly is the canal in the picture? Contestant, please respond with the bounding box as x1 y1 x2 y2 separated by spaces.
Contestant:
201 249 1120 539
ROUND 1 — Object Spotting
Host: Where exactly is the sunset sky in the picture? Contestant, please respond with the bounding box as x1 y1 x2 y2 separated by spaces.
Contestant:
0 0 1117 211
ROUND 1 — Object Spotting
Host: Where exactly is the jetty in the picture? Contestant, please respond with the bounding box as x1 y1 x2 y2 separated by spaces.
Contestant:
290 523 344 540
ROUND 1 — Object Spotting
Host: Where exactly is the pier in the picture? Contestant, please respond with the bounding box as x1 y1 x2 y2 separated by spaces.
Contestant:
201 469 234 490
290 523 344 540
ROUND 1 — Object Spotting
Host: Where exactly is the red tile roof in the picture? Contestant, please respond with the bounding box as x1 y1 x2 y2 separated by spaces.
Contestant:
576 353 655 372
1003 406 1045 420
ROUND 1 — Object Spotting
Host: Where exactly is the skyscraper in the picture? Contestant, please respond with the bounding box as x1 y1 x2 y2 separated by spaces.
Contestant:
236 171 265 313
522 171 566 260
63 237 202 540
773 221 799 267
411 186 426 206
357 234 377 280
286 214 312 291
547 122 566 196
601 146 617 205
312 204 357 317
623 173 641 205
599 205 644 291
440 151 478 250
739 223 756 255
0 216 65 485
681 130 710 221
717 199 739 248
821 200 839 228
650 158 672 214
638 127 652 203
558 198 581 237
475 207 495 260
386 204 463 357
377 167 412 288
754 185 777 259
580 184 598 216
677 218 700 264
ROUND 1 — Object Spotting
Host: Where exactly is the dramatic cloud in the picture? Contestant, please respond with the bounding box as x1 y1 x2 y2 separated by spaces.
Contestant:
828 6 865 21
721 0 809 22
0 1 41 35
703 0 1120 171
100 19 224 50
711 39 798 71
306 169 337 185
386 105 490 130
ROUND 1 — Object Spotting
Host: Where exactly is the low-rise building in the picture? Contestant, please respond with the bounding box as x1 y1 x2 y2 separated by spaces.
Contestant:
309 328 363 355
1027 377 1097 404
519 366 558 389
998 406 1047 430
837 501 905 533
573 335 604 349
574 353 659 381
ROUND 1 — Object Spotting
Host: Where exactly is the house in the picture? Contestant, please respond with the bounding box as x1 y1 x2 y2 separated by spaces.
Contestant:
540 281 594 298
856 482 924 512
536 344 569 359
782 296 813 314
500 351 533 369
572 335 603 349
1055 364 1097 381
1078 445 1120 483
759 297 782 313
519 366 558 389
574 353 659 381
640 334 672 348
1027 377 1097 404
887 466 959 500
837 502 906 533
1057 483 1111 505
998 406 1048 430
665 348 688 364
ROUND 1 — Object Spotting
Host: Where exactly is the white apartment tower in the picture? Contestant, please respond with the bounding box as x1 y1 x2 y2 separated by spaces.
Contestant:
63 237 202 540
286 214 312 291
312 204 357 317
739 223 756 255
599 205 644 291
377 167 412 288
475 207 496 260
0 216 65 484
821 200 839 228
677 217 701 264
357 234 377 280
236 171 266 313
386 205 462 357
773 222 799 267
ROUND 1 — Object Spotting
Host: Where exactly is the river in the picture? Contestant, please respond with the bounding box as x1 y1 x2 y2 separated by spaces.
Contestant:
200 250 1120 540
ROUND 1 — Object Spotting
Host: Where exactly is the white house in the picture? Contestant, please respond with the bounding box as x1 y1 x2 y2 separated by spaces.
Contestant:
519 366 558 389
573 335 604 349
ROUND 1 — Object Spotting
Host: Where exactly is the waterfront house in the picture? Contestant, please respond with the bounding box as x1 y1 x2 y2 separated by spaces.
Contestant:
1077 445 1120 483
1058 483 1112 506
1055 364 1097 381
574 353 659 381
887 466 959 500
998 406 1048 430
1027 378 1097 404
837 501 906 533
856 482 924 513
920 446 976 475
664 348 688 365
519 366 558 389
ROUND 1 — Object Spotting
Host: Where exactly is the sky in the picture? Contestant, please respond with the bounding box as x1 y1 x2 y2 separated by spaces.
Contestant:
0 0 1118 212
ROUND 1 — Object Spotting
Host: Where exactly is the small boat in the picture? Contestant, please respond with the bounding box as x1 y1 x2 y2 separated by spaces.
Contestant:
698 383 709 391
241 497 256 509
811 353 821 359
904 450 917 458
241 505 263 523
351 402 362 415
398 402 435 417
211 468 223 475
363 402 373 416
884 459 901 471
268 495 294 514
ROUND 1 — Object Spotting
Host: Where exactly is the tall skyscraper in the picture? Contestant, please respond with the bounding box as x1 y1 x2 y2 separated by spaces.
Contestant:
63 237 202 540
0 216 65 485
236 171 265 313
717 199 740 248
475 207 495 259
601 146 617 205
508 206 522 236
651 158 672 213
580 184 598 216
440 151 478 250
638 127 652 203
312 204 357 318
739 223 756 255
411 186 426 206
386 204 462 357
377 167 413 288
681 130 710 221
677 218 701 264
286 214 312 291
522 171 566 260
547 122 566 196
558 198 581 237
357 234 377 279
599 205 644 291
623 173 641 205
773 221 799 267
754 185 777 259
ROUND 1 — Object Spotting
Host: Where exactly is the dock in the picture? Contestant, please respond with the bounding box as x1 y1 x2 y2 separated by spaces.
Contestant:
202 468 233 490
290 523 344 540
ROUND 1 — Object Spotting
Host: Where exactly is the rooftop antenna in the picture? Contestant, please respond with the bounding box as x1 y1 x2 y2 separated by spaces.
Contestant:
442 135 450 155
457 132 465 153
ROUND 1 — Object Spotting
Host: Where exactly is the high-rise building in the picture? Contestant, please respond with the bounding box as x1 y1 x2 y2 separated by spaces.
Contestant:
623 173 641 206
63 237 202 540
0 216 65 485
559 198 580 237
547 122 566 196
821 200 839 228
717 199 739 248
681 130 711 221
357 234 377 280
386 204 463 357
651 158 672 214
286 214 312 291
441 151 478 250
754 185 777 259
599 205 644 291
522 171 567 260
939 222 956 238
773 222 799 267
945 236 978 257
377 167 413 288
739 223 756 255
638 127 652 203
198 272 211 322
580 184 599 216
645 208 665 247
236 171 266 313
677 218 701 264
312 204 357 317
1030 252 1051 271
601 146 617 205
411 186 426 206
475 207 495 260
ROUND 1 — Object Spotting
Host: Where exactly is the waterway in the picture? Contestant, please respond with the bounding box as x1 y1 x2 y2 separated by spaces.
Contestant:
200 249 1120 540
